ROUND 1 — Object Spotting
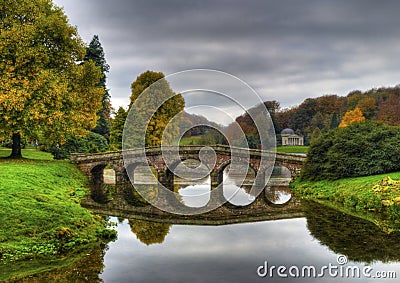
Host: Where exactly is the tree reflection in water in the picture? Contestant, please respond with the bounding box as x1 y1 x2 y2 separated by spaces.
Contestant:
129 219 172 245
10 246 106 283
304 200 400 263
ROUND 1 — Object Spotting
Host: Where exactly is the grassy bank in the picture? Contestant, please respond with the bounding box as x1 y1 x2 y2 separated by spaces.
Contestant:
179 136 202 145
276 146 309 154
0 147 53 160
291 172 400 232
0 148 115 281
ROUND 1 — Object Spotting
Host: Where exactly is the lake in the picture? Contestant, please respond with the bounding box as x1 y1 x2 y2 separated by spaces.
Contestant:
21 169 400 283
25 200 400 282
96 199 400 283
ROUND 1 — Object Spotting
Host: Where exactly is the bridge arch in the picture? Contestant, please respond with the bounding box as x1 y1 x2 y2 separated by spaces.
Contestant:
84 161 122 186
222 164 257 208
124 162 153 182
89 163 113 203
215 160 258 184
90 164 108 187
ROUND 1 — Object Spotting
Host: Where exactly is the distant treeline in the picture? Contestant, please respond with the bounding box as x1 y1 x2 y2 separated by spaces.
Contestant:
229 85 400 146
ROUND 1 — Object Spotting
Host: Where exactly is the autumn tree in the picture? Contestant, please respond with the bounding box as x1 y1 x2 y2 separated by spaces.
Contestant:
224 101 279 148
275 107 296 131
346 91 367 110
292 98 318 135
84 35 112 140
315 95 342 115
0 0 104 158
338 107 366 128
128 71 184 147
357 97 377 119
377 96 400 126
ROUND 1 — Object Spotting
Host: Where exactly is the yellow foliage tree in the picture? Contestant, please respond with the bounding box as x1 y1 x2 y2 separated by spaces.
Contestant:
338 107 366 128
129 71 184 147
0 0 104 158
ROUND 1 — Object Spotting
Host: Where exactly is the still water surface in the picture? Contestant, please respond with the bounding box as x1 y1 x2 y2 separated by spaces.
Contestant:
99 201 400 283
100 201 400 282
20 167 400 282
90 166 400 282
21 200 400 282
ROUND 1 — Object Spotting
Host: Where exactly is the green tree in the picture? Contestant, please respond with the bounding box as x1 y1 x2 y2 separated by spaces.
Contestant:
310 127 321 144
301 121 400 180
129 71 185 147
330 112 340 129
198 128 228 145
310 112 325 131
0 0 104 158
84 35 112 140
51 132 109 159
109 107 127 150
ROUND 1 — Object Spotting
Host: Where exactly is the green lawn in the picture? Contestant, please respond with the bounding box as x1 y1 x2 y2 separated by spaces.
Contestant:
276 146 309 154
0 149 115 281
0 147 53 160
179 136 202 145
291 172 400 232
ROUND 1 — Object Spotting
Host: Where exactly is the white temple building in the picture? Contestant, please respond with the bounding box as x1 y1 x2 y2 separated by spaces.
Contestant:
281 128 304 146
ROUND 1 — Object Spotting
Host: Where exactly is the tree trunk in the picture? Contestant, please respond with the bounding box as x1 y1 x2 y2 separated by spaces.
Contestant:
10 133 22 159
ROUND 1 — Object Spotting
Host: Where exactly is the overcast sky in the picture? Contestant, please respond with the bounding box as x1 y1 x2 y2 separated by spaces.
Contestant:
53 0 400 114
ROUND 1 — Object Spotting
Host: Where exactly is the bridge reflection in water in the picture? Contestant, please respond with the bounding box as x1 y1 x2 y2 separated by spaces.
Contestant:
82 159 302 224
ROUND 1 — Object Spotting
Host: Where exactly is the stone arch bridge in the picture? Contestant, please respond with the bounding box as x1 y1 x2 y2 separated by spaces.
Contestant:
71 145 306 218
71 145 306 191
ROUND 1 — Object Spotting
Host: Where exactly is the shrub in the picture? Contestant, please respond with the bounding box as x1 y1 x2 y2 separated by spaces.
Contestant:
301 121 400 180
51 132 109 159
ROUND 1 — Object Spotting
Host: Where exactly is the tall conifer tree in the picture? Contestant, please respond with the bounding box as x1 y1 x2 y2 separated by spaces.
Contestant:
84 35 112 140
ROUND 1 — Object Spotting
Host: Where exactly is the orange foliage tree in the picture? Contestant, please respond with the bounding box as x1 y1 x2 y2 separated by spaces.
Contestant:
338 107 366 128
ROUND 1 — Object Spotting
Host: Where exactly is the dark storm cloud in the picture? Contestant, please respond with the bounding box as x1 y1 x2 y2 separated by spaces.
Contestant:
54 0 400 111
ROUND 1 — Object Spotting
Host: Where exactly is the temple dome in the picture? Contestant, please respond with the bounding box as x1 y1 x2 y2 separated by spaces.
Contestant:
281 128 295 135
